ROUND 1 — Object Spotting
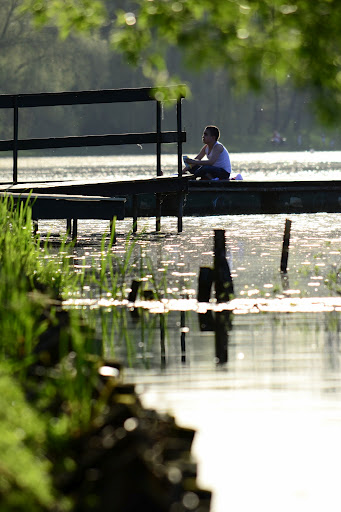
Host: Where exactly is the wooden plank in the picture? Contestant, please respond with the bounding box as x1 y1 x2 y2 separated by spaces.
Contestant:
3 176 190 196
0 86 185 109
1 193 126 220
0 131 186 152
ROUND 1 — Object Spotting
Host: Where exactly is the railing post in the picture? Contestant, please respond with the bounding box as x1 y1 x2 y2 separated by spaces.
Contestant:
156 101 162 176
156 101 162 232
13 96 18 184
176 98 182 178
176 97 184 232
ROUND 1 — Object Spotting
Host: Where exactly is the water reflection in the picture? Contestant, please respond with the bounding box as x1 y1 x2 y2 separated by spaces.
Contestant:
6 153 341 512
84 304 341 389
128 308 232 368
111 306 341 512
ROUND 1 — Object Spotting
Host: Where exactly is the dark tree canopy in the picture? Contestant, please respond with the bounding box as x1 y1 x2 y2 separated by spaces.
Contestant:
20 0 341 125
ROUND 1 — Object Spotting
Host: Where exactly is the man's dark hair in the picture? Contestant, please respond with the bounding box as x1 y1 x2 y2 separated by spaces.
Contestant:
205 125 220 140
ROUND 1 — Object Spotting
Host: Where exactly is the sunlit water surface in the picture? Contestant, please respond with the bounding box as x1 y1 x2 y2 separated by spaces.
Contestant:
2 152 341 511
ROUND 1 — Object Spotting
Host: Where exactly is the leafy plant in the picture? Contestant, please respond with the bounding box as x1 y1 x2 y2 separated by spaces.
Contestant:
20 0 341 125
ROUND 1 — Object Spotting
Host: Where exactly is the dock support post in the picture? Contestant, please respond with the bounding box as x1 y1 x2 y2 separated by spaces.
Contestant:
66 219 72 234
132 194 138 233
72 218 78 241
109 219 116 244
156 193 161 232
13 96 18 185
280 218 292 273
177 192 183 233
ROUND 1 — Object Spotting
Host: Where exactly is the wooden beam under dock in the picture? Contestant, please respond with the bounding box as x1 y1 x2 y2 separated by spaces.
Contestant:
1 192 126 241
0 176 190 233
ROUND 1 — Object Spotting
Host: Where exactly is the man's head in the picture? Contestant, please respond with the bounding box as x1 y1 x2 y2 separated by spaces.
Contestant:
203 125 220 143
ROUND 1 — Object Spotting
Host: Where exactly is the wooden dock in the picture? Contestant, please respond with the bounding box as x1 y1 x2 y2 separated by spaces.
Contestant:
0 175 190 232
2 177 340 223
0 86 187 233
183 179 341 215
2 87 337 223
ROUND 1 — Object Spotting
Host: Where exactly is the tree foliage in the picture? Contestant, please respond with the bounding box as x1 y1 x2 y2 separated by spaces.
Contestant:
0 0 339 150
19 0 341 125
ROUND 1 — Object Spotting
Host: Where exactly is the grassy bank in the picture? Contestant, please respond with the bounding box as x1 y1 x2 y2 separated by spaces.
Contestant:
0 196 211 512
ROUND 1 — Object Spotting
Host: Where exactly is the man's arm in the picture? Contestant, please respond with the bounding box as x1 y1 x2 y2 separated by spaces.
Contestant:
194 146 207 160
186 144 223 166
182 145 206 172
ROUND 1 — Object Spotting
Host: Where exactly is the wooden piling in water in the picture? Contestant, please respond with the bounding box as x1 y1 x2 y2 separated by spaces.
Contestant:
128 280 141 302
214 230 234 302
280 218 292 273
72 219 78 240
197 267 214 302
66 218 72 234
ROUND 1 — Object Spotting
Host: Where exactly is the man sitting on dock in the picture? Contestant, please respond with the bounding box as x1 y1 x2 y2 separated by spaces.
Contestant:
183 125 231 180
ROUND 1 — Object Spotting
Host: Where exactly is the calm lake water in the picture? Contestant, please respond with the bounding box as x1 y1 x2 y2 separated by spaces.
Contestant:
2 151 341 512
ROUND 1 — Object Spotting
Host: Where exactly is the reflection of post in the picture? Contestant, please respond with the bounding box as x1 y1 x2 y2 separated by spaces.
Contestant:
160 314 166 369
198 311 215 331
180 311 186 363
198 267 214 302
128 280 141 320
281 273 290 291
128 280 141 302
214 230 234 302
215 312 232 364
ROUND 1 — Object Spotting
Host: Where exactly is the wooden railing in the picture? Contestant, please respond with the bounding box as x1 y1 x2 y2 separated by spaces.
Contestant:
0 87 186 184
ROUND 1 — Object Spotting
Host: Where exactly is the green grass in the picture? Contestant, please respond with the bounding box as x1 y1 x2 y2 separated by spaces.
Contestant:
0 194 177 510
